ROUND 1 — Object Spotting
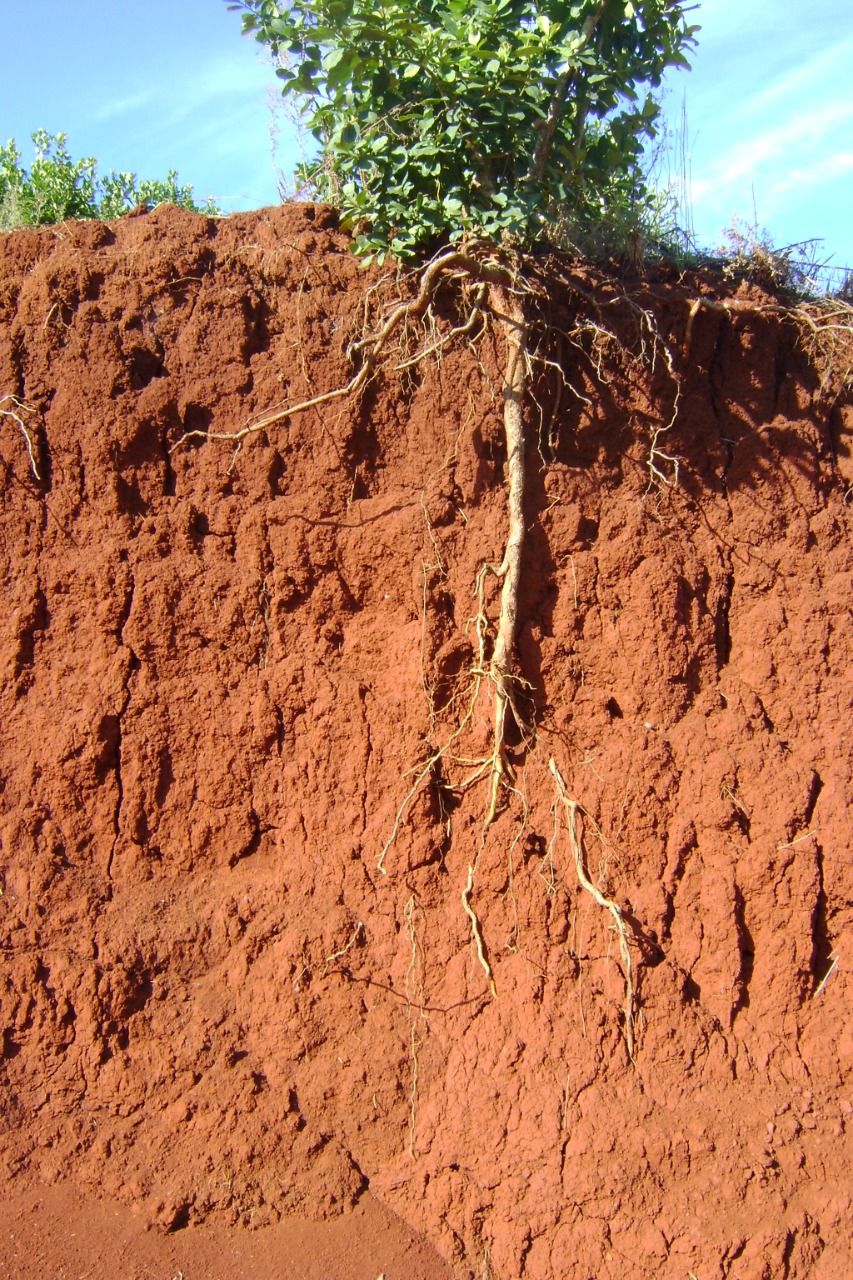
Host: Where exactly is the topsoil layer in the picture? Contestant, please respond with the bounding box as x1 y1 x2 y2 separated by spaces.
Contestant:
0 203 851 1280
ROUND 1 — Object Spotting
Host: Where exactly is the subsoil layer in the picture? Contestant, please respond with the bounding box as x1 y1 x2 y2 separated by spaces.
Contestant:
1 204 851 1279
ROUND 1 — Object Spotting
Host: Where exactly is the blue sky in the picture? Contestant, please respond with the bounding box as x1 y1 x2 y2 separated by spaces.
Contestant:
1 0 283 210
662 0 853 280
1 0 851 277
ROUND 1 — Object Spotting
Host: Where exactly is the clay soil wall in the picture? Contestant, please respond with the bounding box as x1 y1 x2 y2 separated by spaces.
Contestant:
1 204 851 1279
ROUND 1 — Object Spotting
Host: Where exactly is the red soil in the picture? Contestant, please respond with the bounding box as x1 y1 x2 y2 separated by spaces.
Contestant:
0 204 851 1279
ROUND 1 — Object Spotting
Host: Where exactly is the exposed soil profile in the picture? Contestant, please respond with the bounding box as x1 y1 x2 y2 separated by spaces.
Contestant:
0 204 851 1280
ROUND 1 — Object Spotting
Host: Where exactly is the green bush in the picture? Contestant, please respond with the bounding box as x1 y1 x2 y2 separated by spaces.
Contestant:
231 0 698 261
0 130 219 231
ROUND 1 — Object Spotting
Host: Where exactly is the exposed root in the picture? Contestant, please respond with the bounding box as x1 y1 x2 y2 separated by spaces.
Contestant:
373 264 539 860
183 251 710 875
174 367 367 470
561 1066 572 1131
587 291 683 493
408 1018 424 1156
471 557 533 828
539 279 684 492
323 921 364 968
395 282 487 370
462 860 497 999
813 950 839 999
475 283 532 824
646 423 681 491
174 246 511 465
684 294 853 400
683 294 793 360
549 757 636 1061
1 395 41 480
404 894 428 1155
641 319 682 491
379 268 693 868
376 671 485 874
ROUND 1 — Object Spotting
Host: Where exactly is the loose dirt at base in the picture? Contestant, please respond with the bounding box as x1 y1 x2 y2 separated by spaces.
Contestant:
1 204 851 1278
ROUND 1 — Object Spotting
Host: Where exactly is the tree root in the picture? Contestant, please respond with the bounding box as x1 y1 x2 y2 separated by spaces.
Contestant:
174 246 512 463
462 860 497 998
376 668 486 874
178 253 774 888
1 395 41 480
378 275 533 848
549 757 636 1062
478 282 530 824
684 293 853 398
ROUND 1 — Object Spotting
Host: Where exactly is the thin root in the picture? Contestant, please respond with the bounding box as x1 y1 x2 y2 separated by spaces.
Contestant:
1 395 41 480
377 670 485 873
404 894 428 1155
174 248 513 462
549 757 636 1061
462 861 497 998
684 294 853 400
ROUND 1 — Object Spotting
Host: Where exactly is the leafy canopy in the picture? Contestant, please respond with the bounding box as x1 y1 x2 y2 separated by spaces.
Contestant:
231 0 698 258
0 131 219 231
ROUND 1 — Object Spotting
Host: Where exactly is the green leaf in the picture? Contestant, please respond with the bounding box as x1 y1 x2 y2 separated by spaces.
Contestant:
224 0 698 259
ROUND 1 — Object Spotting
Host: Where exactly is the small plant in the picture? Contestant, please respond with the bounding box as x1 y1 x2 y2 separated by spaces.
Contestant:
0 130 219 231
837 270 853 302
716 215 839 297
98 170 218 220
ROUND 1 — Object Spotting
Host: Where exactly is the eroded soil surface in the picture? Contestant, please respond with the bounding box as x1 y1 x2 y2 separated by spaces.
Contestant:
1 204 851 1279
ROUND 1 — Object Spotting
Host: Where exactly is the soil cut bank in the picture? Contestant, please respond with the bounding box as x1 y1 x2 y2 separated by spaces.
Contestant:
0 203 851 1280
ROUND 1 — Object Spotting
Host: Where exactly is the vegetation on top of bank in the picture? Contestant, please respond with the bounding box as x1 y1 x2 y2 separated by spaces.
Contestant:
232 0 698 261
0 130 219 232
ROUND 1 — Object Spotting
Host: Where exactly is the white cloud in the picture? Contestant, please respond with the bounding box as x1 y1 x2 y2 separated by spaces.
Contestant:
85 52 273 134
93 91 154 121
692 97 853 196
175 53 275 110
767 152 853 199
742 37 853 114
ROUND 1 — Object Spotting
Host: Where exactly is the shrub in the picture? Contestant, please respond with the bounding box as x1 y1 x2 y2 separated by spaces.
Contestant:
231 0 698 260
0 130 219 231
